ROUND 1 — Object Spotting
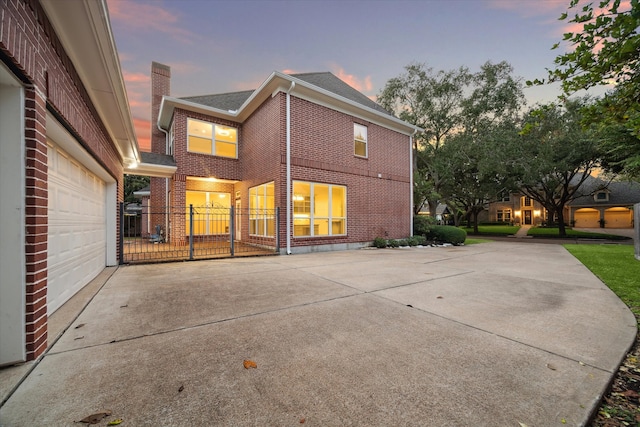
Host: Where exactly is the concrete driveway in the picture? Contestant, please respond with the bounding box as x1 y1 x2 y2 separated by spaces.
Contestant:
0 241 636 426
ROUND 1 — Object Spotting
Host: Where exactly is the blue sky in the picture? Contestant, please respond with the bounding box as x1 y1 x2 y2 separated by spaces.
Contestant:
106 0 589 150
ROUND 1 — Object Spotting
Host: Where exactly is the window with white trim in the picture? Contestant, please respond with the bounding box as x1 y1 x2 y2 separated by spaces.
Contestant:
293 181 346 237
185 190 231 235
497 209 511 222
249 182 275 237
187 118 237 158
354 123 367 157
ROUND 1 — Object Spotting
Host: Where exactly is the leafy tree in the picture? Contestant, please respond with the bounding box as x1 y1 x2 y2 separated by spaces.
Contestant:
533 0 640 177
124 174 150 203
514 99 601 236
378 63 472 215
378 61 524 220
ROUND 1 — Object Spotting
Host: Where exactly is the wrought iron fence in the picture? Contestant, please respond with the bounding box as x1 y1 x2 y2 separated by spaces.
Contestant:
120 203 279 264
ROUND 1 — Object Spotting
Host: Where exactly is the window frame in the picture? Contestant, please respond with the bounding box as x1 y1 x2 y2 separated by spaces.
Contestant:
187 118 238 159
249 182 275 237
292 181 347 238
354 123 368 158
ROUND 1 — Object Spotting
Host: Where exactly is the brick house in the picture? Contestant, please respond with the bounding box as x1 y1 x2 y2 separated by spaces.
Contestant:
0 0 138 364
483 176 640 228
141 62 419 255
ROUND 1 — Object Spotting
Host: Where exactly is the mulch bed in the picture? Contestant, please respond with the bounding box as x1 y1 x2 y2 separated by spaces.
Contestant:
591 326 640 426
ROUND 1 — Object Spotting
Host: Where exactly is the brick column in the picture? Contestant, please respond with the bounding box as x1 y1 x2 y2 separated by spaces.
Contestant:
24 86 49 361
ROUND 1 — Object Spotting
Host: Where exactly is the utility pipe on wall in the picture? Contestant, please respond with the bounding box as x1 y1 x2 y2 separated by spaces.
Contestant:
157 122 171 241
285 81 295 254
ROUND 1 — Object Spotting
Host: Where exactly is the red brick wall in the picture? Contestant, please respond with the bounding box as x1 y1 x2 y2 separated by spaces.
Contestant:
1 0 124 360
284 95 412 247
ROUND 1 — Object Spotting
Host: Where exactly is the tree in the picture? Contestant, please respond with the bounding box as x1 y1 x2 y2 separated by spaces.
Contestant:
378 63 472 215
124 174 150 203
378 61 525 220
514 99 601 236
438 61 525 232
533 0 640 177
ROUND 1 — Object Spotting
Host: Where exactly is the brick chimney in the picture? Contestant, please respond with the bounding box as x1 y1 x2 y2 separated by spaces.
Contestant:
151 62 171 154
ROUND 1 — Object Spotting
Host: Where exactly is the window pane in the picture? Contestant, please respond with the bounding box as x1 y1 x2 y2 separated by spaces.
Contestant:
188 119 213 138
189 136 212 154
354 124 367 157
293 182 311 214
216 141 237 158
314 218 329 236
314 184 329 217
215 125 237 143
332 186 345 217
332 219 345 235
294 218 311 236
355 140 367 157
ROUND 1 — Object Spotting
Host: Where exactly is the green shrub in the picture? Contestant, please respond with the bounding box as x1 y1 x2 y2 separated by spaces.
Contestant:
388 239 400 248
411 235 427 246
413 214 436 237
373 237 387 248
425 225 466 245
398 239 409 247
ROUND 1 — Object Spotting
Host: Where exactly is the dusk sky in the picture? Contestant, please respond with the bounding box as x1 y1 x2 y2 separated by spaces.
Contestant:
106 0 603 151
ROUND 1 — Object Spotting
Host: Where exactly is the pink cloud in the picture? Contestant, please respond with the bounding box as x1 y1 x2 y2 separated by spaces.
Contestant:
331 66 373 93
133 117 151 152
106 0 197 44
123 71 150 84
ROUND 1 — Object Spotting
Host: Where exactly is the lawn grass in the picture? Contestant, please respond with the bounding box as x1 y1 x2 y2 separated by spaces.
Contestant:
564 244 640 317
460 225 520 235
464 238 492 245
529 227 628 240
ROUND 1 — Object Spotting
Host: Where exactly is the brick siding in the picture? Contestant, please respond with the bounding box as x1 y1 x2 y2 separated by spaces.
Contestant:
1 0 124 360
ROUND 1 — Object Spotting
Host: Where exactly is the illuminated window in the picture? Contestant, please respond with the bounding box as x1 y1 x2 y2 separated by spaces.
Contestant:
187 118 237 158
293 181 346 237
185 190 230 235
497 209 511 222
249 182 275 237
354 123 367 157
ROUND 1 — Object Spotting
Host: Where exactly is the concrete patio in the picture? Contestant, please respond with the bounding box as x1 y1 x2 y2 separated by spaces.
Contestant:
0 241 636 426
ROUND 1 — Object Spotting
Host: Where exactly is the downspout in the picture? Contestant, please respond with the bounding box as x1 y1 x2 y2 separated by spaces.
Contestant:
285 81 295 254
157 121 170 241
409 128 417 236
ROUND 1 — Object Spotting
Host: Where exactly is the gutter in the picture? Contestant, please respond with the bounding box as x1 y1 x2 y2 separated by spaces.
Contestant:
286 81 295 255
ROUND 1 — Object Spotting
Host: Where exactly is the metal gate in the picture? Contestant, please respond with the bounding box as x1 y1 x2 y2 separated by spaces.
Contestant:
120 203 279 264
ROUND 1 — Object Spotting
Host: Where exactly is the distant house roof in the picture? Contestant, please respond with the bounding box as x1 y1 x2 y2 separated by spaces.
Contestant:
132 152 177 178
570 176 640 207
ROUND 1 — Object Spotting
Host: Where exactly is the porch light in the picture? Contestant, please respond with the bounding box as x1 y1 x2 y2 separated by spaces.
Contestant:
514 210 521 217
534 210 541 217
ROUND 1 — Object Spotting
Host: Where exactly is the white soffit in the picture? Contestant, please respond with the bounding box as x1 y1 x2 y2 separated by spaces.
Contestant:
40 0 139 165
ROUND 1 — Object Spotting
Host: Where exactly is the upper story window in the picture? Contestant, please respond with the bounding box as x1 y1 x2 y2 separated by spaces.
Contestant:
354 123 368 158
523 196 532 207
187 118 238 158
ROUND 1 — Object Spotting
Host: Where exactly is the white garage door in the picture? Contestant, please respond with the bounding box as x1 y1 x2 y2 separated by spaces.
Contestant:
47 140 106 315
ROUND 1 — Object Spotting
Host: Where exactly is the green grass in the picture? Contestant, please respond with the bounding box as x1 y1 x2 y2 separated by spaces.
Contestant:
464 238 492 245
528 227 628 240
565 244 640 317
460 225 520 235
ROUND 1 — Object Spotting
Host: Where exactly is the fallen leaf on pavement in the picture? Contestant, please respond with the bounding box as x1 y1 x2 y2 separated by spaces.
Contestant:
78 410 112 424
74 323 85 329
546 363 557 371
107 419 123 426
178 385 184 393
243 360 257 369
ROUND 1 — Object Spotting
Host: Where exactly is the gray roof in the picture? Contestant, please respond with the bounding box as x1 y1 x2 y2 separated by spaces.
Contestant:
179 72 392 116
570 176 640 207
181 90 254 112
140 151 176 167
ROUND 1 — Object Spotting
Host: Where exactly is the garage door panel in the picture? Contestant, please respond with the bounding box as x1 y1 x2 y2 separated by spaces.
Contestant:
574 210 599 228
47 141 106 315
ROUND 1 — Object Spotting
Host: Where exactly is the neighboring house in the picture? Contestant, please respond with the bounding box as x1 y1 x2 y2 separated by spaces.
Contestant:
141 62 419 255
483 176 640 228
0 0 138 364
567 177 640 228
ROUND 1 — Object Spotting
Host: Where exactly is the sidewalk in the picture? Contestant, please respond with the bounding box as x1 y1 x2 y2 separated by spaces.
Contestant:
1 241 636 426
